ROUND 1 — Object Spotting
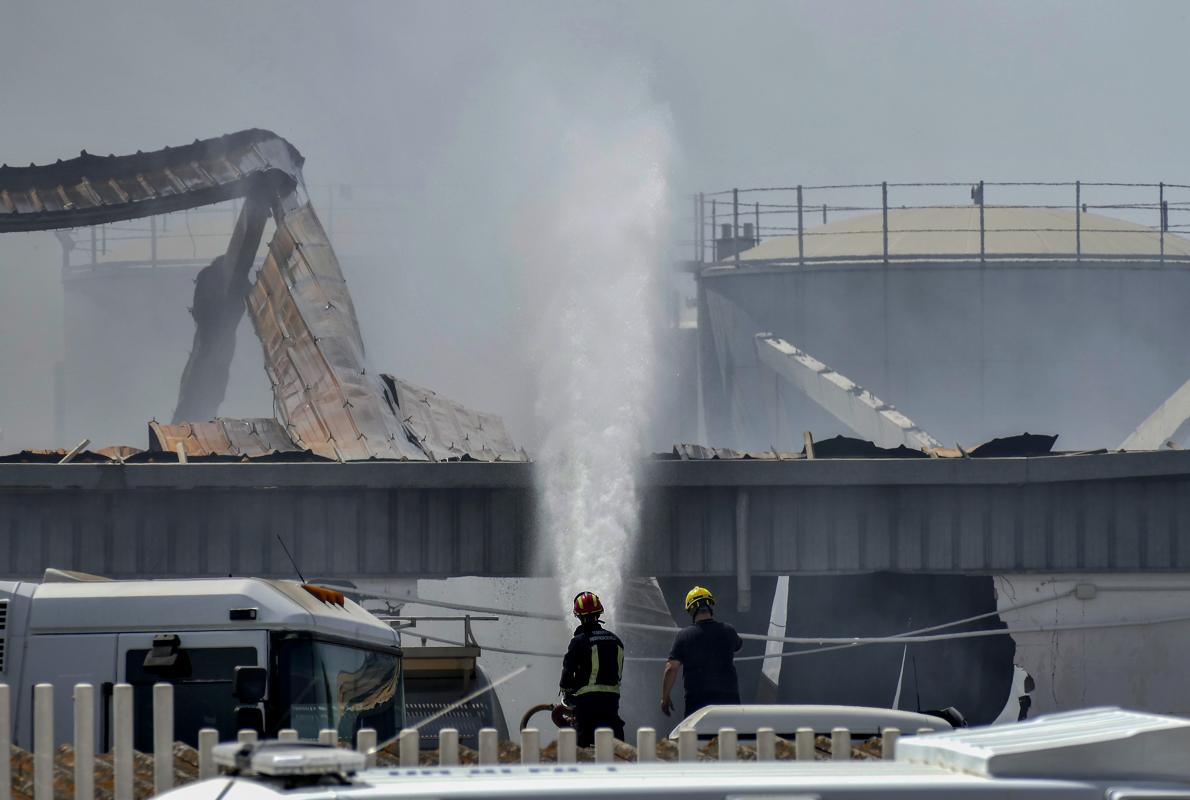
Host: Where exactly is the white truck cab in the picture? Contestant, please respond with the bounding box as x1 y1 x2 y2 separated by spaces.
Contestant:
0 569 403 750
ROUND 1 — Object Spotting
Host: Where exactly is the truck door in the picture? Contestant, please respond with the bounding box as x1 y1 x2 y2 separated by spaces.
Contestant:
115 630 267 750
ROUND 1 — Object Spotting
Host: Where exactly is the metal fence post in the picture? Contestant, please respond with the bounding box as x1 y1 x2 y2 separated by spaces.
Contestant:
198 728 218 779
1075 180 1081 261
521 728 540 764
756 727 775 761
398 728 418 766
478 728 498 765
153 683 174 794
557 728 577 764
711 199 717 261
718 728 737 761
113 684 133 800
0 684 10 800
698 192 706 263
733 188 741 268
978 180 985 262
881 182 889 263
797 185 804 264
357 728 377 768
832 727 850 761
636 727 656 762
795 727 814 760
594 728 614 763
33 684 52 800
1160 182 1166 262
74 684 94 800
439 728 459 765
754 202 760 246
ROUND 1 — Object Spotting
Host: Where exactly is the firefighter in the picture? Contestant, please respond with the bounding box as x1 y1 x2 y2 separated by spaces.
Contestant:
660 585 743 718
559 591 626 747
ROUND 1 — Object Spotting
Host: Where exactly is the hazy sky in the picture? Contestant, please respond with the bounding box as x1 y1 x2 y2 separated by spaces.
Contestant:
2 0 1188 449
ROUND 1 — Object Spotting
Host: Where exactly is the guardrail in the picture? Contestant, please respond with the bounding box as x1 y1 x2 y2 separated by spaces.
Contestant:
686 181 1190 266
10 682 917 799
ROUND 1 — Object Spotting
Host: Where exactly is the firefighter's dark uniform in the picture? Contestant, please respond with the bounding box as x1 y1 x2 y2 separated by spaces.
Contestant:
559 619 625 747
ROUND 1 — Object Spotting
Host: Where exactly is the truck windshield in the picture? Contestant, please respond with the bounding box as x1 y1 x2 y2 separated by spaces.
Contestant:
274 636 401 742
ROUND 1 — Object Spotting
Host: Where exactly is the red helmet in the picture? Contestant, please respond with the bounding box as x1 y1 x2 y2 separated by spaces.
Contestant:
573 591 604 618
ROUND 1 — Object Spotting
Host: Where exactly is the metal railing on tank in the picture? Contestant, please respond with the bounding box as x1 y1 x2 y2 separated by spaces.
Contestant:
681 181 1190 267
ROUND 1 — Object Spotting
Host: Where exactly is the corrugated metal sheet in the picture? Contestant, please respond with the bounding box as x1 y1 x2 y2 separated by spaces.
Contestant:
248 204 427 462
0 129 303 232
384 376 527 462
147 418 300 458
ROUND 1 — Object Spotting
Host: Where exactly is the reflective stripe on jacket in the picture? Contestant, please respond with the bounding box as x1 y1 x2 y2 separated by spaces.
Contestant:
560 621 624 696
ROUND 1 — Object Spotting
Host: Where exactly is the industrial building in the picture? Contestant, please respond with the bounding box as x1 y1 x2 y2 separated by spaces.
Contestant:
6 140 1190 734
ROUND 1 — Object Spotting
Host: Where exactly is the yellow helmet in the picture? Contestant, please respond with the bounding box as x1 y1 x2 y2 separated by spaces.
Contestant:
684 585 715 614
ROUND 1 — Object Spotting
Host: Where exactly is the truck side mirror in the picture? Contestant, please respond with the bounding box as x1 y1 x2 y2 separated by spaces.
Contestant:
233 666 267 704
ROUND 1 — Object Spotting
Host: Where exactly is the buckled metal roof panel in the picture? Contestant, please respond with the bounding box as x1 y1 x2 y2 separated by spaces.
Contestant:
148 418 300 457
385 376 526 462
0 129 303 232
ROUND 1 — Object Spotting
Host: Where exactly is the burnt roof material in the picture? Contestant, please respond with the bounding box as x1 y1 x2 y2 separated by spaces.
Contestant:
0 129 303 232
383 376 527 462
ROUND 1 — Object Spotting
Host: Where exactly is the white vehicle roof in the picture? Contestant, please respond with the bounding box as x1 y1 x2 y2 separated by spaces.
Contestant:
5 573 397 649
157 708 1190 800
667 704 953 739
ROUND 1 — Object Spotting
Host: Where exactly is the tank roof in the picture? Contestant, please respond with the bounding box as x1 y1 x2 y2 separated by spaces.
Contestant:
732 207 1190 263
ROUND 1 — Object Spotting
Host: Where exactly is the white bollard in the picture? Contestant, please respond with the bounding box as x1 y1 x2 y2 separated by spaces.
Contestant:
557 728 577 764
795 727 814 760
678 729 698 762
438 728 459 765
357 728 377 767
73 684 94 800
521 728 540 764
319 728 337 746
478 728 498 765
831 727 849 761
636 727 656 762
594 728 614 763
33 684 52 800
153 683 174 793
718 728 737 761
882 727 899 760
399 728 418 766
756 727 775 761
278 729 299 742
113 683 133 800
0 684 11 800
916 727 934 736
198 729 218 779
238 729 258 744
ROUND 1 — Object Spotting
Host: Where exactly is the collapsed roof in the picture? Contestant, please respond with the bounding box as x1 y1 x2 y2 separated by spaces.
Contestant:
0 130 525 462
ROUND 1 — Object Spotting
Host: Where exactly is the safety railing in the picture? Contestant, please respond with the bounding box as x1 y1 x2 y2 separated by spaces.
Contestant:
6 682 918 798
685 181 1190 267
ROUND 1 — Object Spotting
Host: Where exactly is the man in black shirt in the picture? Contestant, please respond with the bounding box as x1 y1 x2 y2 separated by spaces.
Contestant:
559 590 626 746
660 585 743 718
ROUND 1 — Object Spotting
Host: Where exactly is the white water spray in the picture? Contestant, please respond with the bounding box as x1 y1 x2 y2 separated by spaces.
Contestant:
529 100 672 622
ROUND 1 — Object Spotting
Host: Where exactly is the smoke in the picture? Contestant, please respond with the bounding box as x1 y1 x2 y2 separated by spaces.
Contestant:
523 79 673 621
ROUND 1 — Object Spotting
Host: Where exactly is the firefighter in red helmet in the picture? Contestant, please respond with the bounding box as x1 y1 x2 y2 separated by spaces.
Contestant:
558 591 625 746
